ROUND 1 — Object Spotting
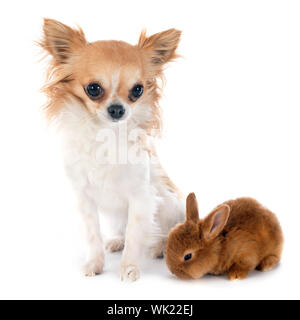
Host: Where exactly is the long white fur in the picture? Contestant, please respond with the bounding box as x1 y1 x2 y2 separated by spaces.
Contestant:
55 75 185 281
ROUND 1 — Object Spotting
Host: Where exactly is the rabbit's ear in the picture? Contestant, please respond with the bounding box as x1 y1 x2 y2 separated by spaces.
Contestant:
186 193 199 223
202 205 230 240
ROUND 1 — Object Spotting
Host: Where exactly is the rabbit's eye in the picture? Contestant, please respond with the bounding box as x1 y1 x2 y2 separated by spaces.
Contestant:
184 253 193 262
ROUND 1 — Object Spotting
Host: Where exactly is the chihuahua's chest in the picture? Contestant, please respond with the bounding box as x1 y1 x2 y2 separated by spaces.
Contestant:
61 124 151 215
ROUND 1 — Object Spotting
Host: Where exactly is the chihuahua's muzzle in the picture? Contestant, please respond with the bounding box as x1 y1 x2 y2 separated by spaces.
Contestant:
107 104 125 120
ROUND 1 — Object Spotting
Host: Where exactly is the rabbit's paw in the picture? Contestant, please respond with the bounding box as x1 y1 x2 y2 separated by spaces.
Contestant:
228 265 249 281
256 255 280 272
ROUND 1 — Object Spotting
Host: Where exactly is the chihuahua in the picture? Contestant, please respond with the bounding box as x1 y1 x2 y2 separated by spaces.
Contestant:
39 19 185 281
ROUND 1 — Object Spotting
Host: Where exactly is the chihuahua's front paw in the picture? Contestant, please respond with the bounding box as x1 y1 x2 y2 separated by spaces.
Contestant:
83 255 104 277
106 237 125 253
120 263 140 282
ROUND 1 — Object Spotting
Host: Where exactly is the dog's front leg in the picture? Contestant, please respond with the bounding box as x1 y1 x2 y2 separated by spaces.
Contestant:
78 194 104 276
120 191 156 282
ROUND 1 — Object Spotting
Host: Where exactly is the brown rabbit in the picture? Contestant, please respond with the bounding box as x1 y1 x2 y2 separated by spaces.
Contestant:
166 193 283 280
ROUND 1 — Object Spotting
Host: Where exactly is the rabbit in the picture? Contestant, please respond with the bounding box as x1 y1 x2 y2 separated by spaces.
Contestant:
166 193 283 280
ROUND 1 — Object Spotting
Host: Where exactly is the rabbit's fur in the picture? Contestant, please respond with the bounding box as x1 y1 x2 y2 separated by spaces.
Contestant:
166 193 283 280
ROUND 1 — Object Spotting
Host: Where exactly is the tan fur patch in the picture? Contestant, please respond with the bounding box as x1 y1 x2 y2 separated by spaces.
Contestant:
39 19 181 134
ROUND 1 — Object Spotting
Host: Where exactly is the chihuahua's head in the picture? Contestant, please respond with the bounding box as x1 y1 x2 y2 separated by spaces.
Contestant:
40 19 181 131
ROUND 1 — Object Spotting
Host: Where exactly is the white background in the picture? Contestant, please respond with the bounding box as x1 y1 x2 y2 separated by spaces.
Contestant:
0 0 299 300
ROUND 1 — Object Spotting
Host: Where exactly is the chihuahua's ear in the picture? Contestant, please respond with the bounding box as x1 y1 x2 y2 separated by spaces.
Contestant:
186 193 199 224
138 28 181 70
202 205 230 241
40 18 87 64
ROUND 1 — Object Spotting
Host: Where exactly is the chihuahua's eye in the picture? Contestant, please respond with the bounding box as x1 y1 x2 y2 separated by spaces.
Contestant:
184 253 193 262
130 84 144 101
85 82 104 100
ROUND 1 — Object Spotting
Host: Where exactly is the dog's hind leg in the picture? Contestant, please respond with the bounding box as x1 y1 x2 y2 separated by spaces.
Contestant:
106 236 125 253
150 237 166 259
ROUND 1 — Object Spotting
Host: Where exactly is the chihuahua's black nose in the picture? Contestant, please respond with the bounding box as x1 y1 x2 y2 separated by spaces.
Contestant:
107 104 125 120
